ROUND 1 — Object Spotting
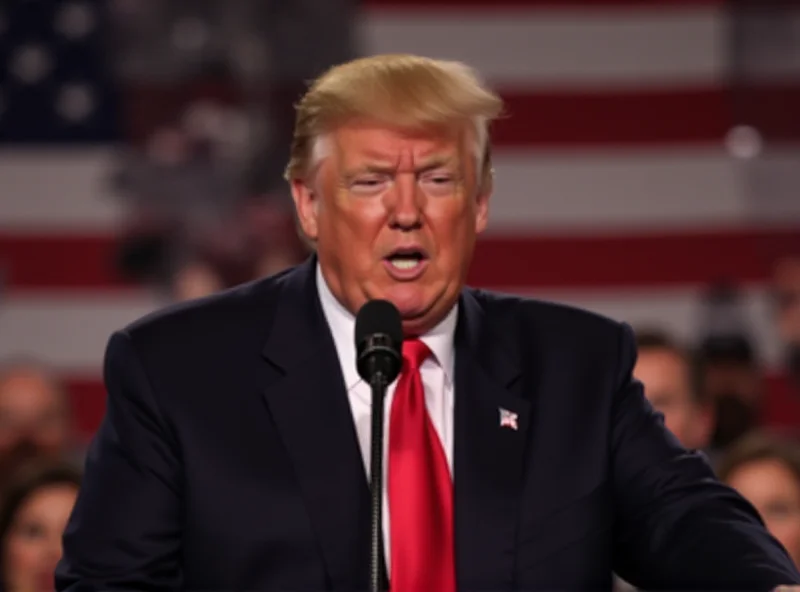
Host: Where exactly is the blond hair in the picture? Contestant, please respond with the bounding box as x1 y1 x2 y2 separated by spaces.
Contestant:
284 54 504 189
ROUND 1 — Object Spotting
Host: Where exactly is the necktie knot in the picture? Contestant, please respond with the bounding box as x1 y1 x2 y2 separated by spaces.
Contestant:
402 339 431 370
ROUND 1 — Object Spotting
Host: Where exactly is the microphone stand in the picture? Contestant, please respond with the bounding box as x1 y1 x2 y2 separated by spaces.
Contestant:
369 373 389 592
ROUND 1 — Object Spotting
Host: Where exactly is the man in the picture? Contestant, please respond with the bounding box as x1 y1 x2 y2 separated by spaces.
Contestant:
695 283 766 450
698 335 765 452
0 359 75 488
57 54 800 591
633 329 713 451
774 253 800 391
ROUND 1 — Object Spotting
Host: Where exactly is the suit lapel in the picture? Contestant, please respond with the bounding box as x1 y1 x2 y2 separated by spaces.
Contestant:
261 258 377 590
454 290 531 590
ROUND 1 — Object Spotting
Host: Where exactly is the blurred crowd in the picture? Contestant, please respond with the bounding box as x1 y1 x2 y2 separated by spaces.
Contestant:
2 0 800 589
107 0 356 299
628 252 800 561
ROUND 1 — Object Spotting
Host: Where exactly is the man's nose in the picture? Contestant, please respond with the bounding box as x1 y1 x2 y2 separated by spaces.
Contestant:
389 175 423 230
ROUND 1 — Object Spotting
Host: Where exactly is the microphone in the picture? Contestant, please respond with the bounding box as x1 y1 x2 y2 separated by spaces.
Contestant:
354 300 403 592
356 299 403 385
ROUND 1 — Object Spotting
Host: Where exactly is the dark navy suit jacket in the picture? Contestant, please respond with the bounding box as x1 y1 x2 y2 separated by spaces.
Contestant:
56 257 800 591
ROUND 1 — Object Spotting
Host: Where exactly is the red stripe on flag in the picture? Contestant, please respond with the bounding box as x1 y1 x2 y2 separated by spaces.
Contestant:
496 88 728 148
764 374 800 433
123 83 800 147
0 234 133 291
64 372 799 444
64 376 107 443
497 84 800 147
467 227 800 289
3 228 798 291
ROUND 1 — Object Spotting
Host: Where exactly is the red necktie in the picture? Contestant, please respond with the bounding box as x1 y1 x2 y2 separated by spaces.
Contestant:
388 339 456 592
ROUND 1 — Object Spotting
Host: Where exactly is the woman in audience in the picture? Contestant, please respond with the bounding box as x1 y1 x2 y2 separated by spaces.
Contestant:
718 431 800 568
0 462 81 592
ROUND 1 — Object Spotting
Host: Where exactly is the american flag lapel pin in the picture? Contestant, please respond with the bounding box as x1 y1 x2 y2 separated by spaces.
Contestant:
499 407 519 431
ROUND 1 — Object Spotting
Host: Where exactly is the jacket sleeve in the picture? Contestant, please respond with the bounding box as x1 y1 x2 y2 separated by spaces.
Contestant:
56 330 183 592
610 323 800 591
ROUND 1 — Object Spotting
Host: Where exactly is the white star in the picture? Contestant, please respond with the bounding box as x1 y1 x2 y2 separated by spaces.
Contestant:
725 125 763 160
55 1 96 40
56 83 95 123
10 44 52 84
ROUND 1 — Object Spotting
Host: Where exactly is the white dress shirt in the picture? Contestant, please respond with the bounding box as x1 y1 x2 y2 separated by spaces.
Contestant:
316 264 457 571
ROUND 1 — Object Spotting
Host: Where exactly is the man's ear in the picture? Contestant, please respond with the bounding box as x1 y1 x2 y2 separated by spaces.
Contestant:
475 175 492 235
291 178 319 241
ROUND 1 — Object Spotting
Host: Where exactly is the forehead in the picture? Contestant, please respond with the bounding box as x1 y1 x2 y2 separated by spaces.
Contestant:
637 348 688 377
330 121 470 164
0 371 62 410
729 458 799 494
17 484 78 519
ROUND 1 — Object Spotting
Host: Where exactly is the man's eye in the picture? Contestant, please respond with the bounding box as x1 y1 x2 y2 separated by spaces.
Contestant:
420 173 456 193
350 176 390 194
421 172 455 184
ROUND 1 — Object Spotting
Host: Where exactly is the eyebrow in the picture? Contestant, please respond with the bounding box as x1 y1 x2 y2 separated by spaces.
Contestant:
345 156 458 177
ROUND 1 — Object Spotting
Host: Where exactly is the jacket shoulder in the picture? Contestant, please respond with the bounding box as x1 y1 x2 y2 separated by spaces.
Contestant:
469 287 628 341
118 266 295 354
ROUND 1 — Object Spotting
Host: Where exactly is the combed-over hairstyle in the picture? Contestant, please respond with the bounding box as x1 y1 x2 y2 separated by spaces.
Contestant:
284 53 504 190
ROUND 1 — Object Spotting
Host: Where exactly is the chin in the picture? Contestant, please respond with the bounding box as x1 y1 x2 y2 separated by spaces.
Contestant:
380 285 430 318
385 286 458 336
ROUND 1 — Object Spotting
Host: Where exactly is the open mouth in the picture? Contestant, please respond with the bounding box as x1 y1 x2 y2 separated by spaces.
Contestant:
385 247 429 271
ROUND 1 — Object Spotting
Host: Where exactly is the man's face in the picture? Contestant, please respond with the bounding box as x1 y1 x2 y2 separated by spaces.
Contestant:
0 369 71 481
635 348 712 450
292 121 490 335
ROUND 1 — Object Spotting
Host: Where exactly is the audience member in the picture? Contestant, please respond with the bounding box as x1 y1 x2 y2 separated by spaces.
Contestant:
696 336 764 452
634 329 714 451
718 431 800 568
693 283 766 451
0 462 81 592
114 123 308 303
774 254 800 391
0 361 75 490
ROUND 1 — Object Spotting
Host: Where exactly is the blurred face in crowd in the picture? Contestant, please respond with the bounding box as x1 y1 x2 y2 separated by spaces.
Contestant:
293 121 490 335
774 256 800 343
774 256 800 386
0 368 71 483
3 483 78 592
635 347 712 450
172 261 223 302
702 361 763 449
726 458 800 567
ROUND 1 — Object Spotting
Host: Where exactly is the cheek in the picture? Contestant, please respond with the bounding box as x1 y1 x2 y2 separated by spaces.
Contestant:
671 407 692 430
662 414 689 442
768 518 800 551
327 195 386 244
428 198 475 238
5 537 41 574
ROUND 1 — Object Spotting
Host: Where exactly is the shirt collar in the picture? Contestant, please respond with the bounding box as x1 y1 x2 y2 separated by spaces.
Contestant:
316 263 457 390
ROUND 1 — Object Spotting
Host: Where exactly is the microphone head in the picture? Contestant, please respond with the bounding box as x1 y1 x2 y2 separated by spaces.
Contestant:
355 300 403 384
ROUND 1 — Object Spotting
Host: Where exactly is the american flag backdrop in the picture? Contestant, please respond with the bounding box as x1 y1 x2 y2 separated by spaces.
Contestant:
1 0 799 444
